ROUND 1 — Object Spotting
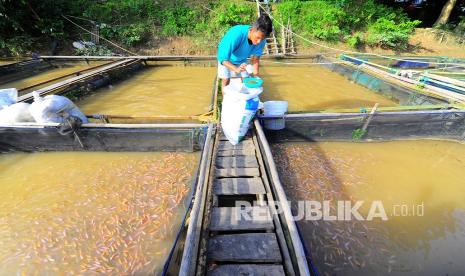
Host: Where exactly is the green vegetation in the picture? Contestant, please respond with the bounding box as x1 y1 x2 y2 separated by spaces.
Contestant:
275 0 421 50
75 45 114 56
192 2 255 48
351 128 367 140
0 0 422 57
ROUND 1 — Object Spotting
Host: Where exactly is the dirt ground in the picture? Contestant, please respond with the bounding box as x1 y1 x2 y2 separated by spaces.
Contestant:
408 28 465 58
137 36 213 56
133 28 465 59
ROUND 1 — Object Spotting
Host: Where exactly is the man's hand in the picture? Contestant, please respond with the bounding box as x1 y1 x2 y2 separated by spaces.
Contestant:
233 63 247 74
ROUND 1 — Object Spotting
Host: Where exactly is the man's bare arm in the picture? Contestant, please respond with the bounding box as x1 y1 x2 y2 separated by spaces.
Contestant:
250 56 260 76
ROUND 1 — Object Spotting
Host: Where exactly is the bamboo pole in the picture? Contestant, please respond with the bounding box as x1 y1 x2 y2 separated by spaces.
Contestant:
361 103 379 132
356 62 465 103
421 77 465 95
41 55 216 60
18 59 138 102
275 109 465 119
424 72 465 89
39 54 325 60
87 114 201 121
0 122 206 129
434 71 465 76
17 60 116 92
319 104 457 113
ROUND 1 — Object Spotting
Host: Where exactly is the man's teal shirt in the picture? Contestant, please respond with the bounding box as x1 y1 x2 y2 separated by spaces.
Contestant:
217 25 266 65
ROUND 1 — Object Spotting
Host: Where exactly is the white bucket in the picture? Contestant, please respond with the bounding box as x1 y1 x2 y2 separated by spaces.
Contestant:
263 101 288 130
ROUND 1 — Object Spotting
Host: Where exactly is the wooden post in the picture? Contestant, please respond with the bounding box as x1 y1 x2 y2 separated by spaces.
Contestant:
256 0 261 17
288 20 296 54
95 24 100 44
273 33 279 55
281 19 286 55
286 18 291 53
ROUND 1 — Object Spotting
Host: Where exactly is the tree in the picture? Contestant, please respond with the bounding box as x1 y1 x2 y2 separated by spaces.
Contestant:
434 0 457 26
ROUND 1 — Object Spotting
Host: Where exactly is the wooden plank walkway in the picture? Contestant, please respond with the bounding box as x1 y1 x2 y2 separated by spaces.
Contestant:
199 130 289 276
207 233 282 262
213 178 266 195
179 122 311 276
208 264 285 276
209 206 273 231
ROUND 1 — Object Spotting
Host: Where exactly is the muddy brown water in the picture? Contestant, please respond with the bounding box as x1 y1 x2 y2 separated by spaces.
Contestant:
3 60 395 116
78 65 216 117
272 140 465 275
0 151 199 274
260 65 397 111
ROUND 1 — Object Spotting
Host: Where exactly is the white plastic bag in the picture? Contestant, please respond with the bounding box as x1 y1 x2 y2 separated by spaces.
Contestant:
221 80 263 145
29 92 89 124
0 103 35 124
0 88 18 110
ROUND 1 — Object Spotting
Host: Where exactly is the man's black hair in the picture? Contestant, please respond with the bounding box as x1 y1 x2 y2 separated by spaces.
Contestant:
253 14 273 37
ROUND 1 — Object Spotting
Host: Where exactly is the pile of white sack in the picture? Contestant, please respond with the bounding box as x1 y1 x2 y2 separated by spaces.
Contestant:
221 79 263 145
0 88 88 124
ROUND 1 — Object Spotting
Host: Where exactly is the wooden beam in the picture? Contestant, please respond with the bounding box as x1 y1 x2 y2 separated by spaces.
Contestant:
215 156 259 168
252 132 296 276
209 207 273 231
254 119 311 276
207 264 284 276
217 148 256 157
218 140 255 151
215 168 260 178
207 233 282 262
179 124 215 276
213 177 266 195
